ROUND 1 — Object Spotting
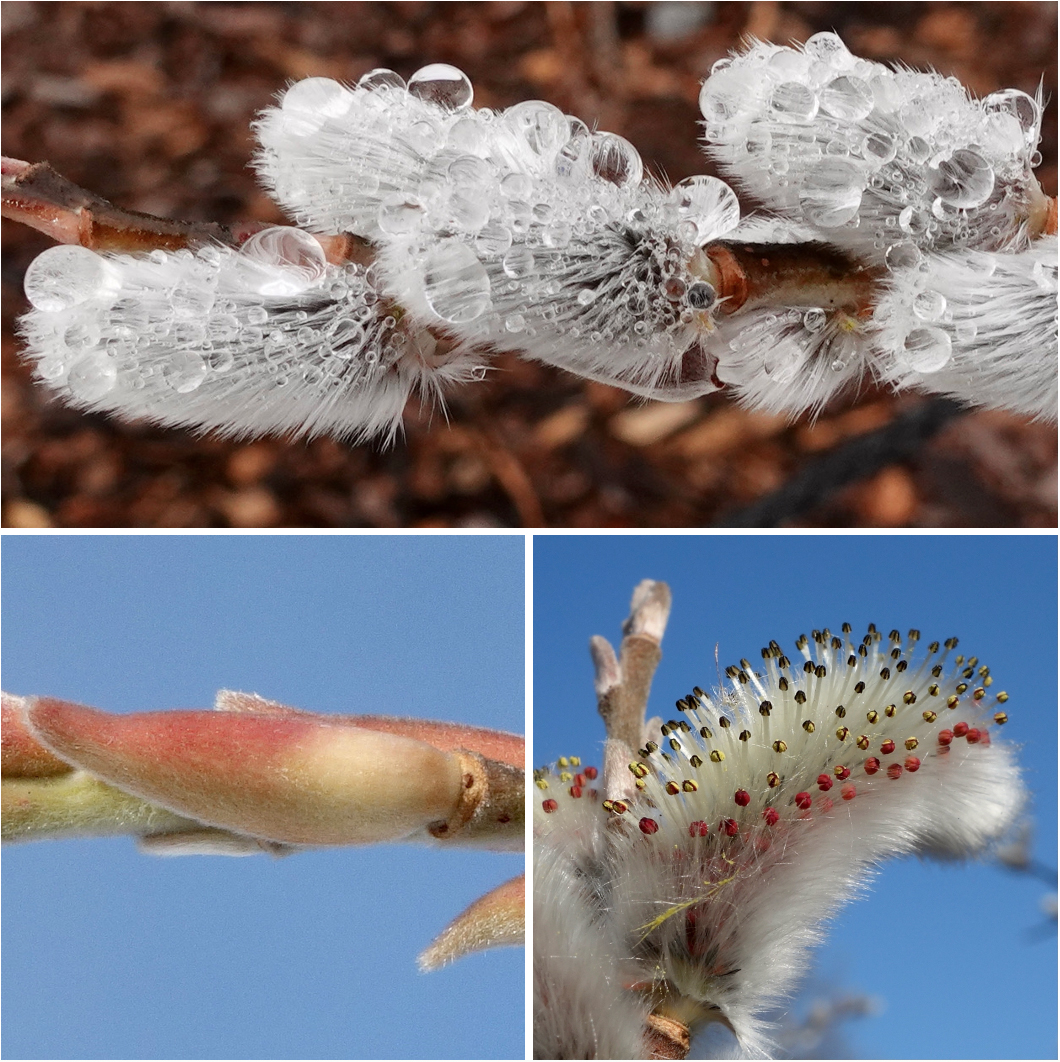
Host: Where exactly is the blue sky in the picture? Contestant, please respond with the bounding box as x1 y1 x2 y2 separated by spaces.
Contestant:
533 534 1057 1061
2 534 524 1061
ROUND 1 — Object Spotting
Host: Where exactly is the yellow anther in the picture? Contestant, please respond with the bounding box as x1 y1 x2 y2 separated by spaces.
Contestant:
993 712 1008 725
772 740 787 753
922 710 937 723
557 757 569 767
905 737 919 751
856 735 870 750
767 772 781 788
866 710 879 724
682 780 698 793
802 720 815 733
710 750 725 763
836 727 849 741
535 779 549 790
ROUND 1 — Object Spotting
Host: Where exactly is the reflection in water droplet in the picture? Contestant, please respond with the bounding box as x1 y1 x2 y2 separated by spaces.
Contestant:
932 149 994 209
423 240 492 323
913 290 947 321
589 133 644 187
66 352 117 401
902 326 952 373
769 81 818 122
669 175 741 244
358 68 406 93
502 246 536 279
800 158 864 227
819 76 874 121
164 352 208 393
24 246 120 313
408 63 473 111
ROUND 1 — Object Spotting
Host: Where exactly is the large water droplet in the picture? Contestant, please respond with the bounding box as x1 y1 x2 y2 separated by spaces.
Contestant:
802 307 827 332
357 68 406 93
897 207 929 237
769 81 818 122
447 116 489 154
379 194 426 236
500 172 533 199
590 133 643 187
208 348 235 373
901 326 952 373
862 131 897 165
819 76 874 121
66 351 117 401
164 351 208 393
669 175 741 244
913 290 946 321
475 221 513 257
803 32 852 68
281 78 352 135
408 64 473 111
800 159 865 227
24 246 120 313
422 240 491 323
505 99 570 158
239 227 328 295
932 149 994 209
502 246 536 279
885 242 923 270
983 89 1041 145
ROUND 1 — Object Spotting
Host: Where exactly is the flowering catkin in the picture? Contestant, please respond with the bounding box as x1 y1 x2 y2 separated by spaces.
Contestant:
534 625 1023 1058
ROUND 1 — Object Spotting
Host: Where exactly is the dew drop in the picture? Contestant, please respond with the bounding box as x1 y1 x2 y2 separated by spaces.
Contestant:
669 175 741 244
983 89 1041 144
884 242 923 270
357 68 406 93
901 326 952 373
475 221 513 257
422 239 492 323
800 158 865 227
502 246 536 279
164 351 208 393
913 290 946 321
239 227 328 294
446 116 488 154
769 81 819 122
24 246 120 313
576 287 597 306
589 132 643 187
500 172 533 199
408 64 473 111
208 348 235 373
932 149 994 209
246 304 269 327
804 31 852 67
819 76 874 121
505 99 570 158
66 352 117 401
687 281 717 310
379 193 427 236
802 307 827 332
897 207 929 237
281 78 352 135
862 131 897 165
504 313 526 333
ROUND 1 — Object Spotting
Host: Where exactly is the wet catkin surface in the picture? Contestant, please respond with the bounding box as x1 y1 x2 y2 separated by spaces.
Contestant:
2 1 1056 527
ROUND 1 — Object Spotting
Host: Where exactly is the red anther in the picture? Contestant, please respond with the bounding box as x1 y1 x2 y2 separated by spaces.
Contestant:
665 781 680 795
639 817 659 835
734 789 751 806
817 774 834 791
763 808 779 826
584 766 599 780
864 757 880 775
880 739 896 755
542 799 559 813
569 785 583 798
938 729 954 746
841 783 856 801
819 797 834 813
904 756 921 772
611 800 628 814
689 820 710 837
965 728 981 744
979 729 991 746
887 763 903 780
794 791 812 810
574 773 586 786
720 817 739 836
953 722 969 737
834 766 851 780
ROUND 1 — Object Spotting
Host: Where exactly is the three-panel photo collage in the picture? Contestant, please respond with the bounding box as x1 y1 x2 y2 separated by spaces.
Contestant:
2 4 1056 1061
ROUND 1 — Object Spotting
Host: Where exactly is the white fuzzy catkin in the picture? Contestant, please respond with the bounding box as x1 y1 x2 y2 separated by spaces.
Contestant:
873 236 1058 420
257 65 740 400
534 625 1023 1058
701 32 1048 262
19 231 487 442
